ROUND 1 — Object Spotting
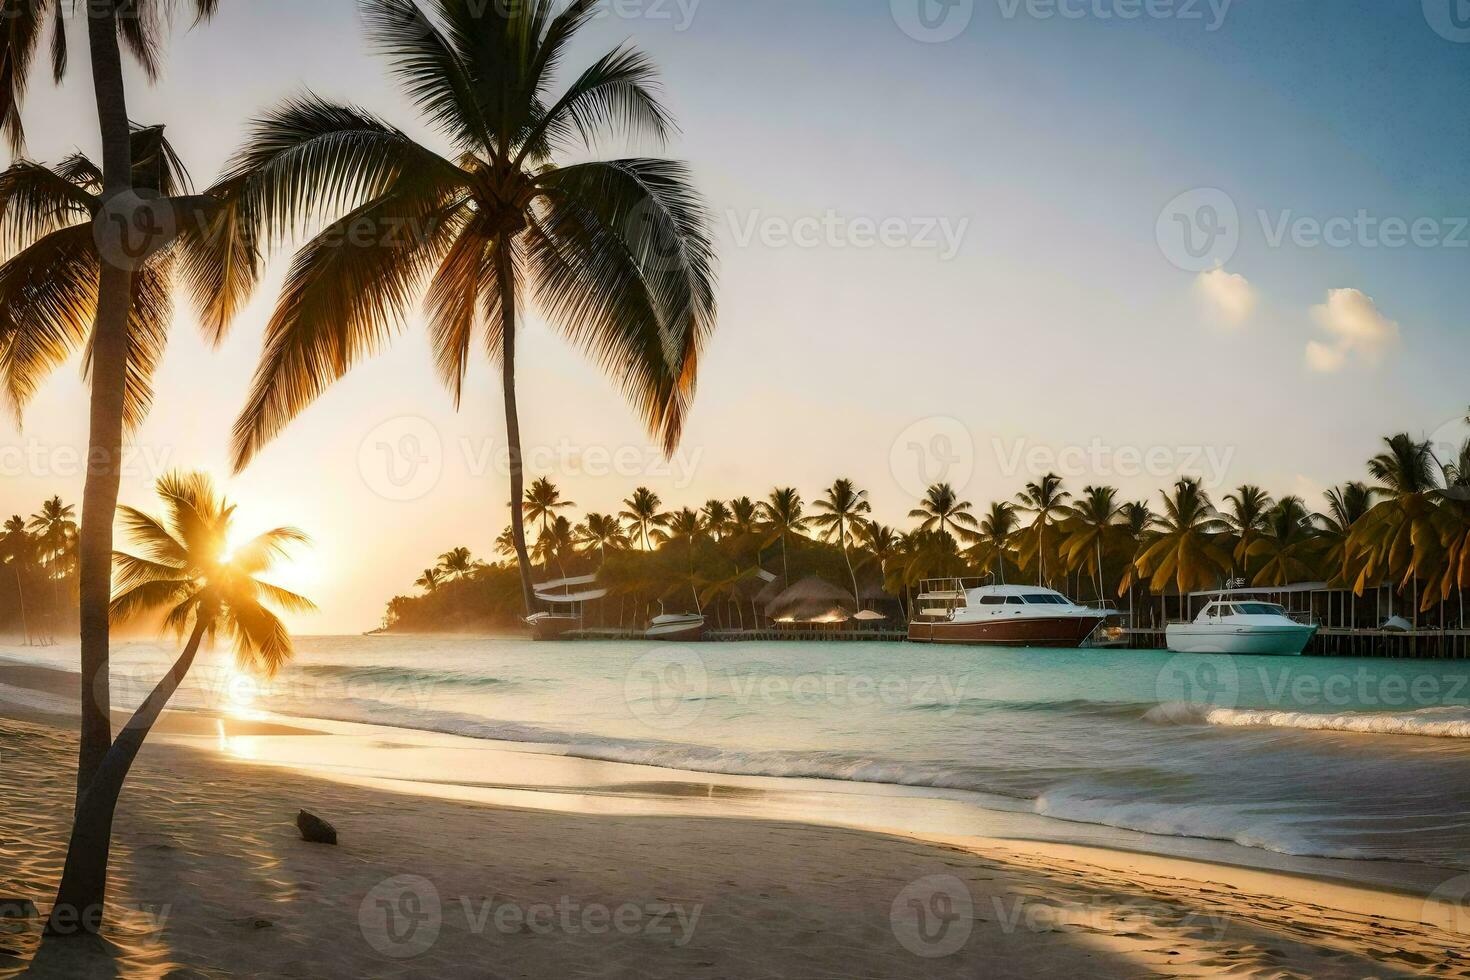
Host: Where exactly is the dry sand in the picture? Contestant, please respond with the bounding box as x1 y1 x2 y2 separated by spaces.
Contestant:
2 688 1468 978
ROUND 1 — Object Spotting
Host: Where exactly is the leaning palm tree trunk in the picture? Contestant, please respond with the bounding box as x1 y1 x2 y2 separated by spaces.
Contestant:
13 565 30 645
495 240 535 615
49 618 207 935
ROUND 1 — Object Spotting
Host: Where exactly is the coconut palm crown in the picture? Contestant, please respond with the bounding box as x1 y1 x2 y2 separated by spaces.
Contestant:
205 0 717 615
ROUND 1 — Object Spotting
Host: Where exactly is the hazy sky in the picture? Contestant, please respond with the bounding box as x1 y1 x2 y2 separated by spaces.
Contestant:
3 0 1467 632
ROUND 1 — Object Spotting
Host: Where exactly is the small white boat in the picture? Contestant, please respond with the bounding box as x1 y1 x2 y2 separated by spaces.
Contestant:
646 612 706 642
1167 600 1317 656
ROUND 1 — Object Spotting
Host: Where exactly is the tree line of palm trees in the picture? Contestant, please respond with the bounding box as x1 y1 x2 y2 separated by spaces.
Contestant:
1 496 79 643
1 0 718 936
389 431 1470 632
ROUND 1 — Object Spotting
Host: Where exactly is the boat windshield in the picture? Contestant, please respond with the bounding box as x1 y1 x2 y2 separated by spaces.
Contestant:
1235 602 1286 615
1022 594 1070 605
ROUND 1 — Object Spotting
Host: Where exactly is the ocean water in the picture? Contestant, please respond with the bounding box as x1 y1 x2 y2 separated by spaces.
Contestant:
6 635 1470 870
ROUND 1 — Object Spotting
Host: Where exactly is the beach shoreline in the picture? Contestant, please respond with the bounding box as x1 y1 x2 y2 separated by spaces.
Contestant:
3 665 1468 978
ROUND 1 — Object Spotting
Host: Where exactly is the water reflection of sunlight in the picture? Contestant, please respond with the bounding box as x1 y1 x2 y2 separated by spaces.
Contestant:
215 720 259 760
222 665 268 721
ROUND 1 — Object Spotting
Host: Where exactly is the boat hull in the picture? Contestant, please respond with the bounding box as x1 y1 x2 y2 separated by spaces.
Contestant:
526 616 581 641
908 614 1105 648
645 621 706 642
1166 624 1317 656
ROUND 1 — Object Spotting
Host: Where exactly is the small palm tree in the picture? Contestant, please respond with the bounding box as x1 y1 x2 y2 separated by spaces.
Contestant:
969 501 1017 585
1134 478 1231 597
215 0 717 619
50 471 313 927
437 547 480 580
701 500 732 541
415 567 444 592
1222 485 1274 581
812 479 872 604
909 483 979 547
1014 474 1070 588
576 513 629 565
1350 434 1442 618
1314 483 1374 588
760 487 809 587
523 478 576 536
621 487 668 551
1248 496 1319 587
2 515 34 643
534 515 577 579
1062 486 1122 601
29 496 77 629
728 497 760 538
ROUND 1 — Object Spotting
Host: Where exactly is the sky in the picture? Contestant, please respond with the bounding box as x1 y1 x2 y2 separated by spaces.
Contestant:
2 0 1467 632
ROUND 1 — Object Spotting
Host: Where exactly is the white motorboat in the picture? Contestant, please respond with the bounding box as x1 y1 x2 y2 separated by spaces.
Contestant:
1167 600 1317 655
646 612 706 642
908 582 1109 647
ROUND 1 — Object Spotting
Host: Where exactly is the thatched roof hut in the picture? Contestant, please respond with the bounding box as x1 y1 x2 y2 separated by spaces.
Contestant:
764 576 857 624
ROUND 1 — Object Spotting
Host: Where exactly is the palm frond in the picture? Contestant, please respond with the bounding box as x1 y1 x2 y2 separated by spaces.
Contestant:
527 45 673 162
0 224 97 423
229 526 311 575
80 254 173 432
0 0 46 151
174 174 262 345
230 189 465 469
116 505 190 566
111 550 189 593
226 595 293 676
422 204 485 405
110 576 192 626
0 159 96 259
249 578 318 615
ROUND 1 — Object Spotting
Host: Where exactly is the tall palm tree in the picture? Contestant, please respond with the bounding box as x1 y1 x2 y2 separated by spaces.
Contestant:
969 501 1018 585
811 478 872 604
621 487 668 551
1222 485 1273 582
760 487 808 587
0 122 226 806
534 514 576 579
415 567 444 592
576 512 629 565
2 515 33 643
1134 478 1231 597
909 483 978 547
700 499 732 541
49 471 313 932
728 497 760 539
655 507 706 612
1433 441 1470 626
1116 500 1159 623
1248 496 1319 587
1013 474 1070 588
214 0 717 619
1349 434 1442 619
1062 485 1122 601
437 547 479 580
523 477 575 537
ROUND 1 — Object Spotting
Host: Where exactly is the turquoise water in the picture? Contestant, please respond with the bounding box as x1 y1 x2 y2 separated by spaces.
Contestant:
6 636 1470 870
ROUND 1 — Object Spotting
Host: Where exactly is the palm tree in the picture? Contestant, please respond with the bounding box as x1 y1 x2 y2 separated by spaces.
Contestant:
437 547 479 580
700 500 732 541
523 477 575 536
29 496 77 629
760 487 808 587
728 497 760 538
495 526 519 561
1116 500 1159 624
1013 474 1070 588
1434 440 1470 627
1314 483 1374 588
1349 434 1442 620
415 567 444 592
0 123 228 805
2 515 34 643
969 501 1018 585
1062 486 1121 601
49 470 312 936
215 0 717 619
534 515 577 580
1134 478 1231 598
909 483 979 547
576 513 629 565
621 487 668 551
1248 496 1319 587
1221 485 1273 582
812 479 872 605
655 507 707 612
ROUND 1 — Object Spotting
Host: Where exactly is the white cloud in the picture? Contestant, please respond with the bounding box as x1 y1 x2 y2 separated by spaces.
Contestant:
1195 267 1256 324
1305 288 1401 373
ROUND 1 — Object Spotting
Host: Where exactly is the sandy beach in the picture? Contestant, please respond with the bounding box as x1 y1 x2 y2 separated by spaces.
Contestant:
2 664 1468 979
